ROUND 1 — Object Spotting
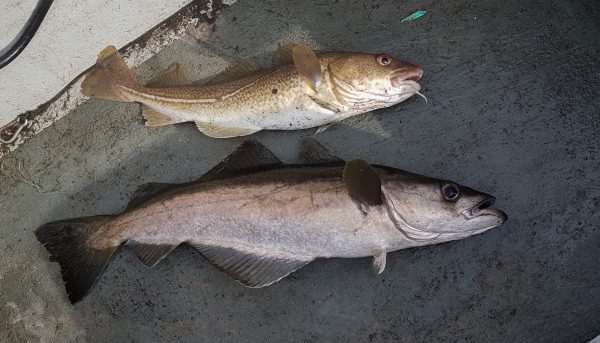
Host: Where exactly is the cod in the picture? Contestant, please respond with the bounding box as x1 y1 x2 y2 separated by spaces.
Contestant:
36 140 506 303
81 43 424 138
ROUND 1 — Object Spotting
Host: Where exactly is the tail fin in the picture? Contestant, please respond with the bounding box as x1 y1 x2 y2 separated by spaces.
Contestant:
35 216 119 303
81 45 138 102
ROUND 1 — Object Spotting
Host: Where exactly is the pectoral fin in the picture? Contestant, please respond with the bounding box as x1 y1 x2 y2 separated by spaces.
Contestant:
343 159 383 207
273 43 298 66
292 44 322 93
372 248 387 274
190 242 313 287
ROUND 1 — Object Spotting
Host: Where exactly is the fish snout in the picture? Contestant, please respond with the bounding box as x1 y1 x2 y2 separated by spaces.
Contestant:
464 195 508 224
404 67 423 82
390 65 423 89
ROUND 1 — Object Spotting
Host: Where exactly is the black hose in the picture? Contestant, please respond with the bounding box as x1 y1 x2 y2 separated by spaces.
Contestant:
0 0 54 69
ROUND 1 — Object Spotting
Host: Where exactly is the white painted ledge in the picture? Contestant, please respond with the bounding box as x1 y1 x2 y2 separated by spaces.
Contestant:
0 0 192 128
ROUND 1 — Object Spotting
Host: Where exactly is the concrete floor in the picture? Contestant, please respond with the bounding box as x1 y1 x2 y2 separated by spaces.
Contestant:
0 0 191 127
1 0 599 342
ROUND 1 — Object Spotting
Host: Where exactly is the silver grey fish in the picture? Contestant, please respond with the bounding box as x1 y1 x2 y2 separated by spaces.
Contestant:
35 139 507 303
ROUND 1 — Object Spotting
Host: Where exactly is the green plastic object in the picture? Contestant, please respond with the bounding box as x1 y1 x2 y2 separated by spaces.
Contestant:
401 10 427 23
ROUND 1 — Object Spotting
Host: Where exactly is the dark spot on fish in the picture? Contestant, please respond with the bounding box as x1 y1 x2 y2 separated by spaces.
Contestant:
272 88 278 94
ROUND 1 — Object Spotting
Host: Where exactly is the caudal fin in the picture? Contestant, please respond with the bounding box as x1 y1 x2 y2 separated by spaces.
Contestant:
81 45 138 102
35 216 119 303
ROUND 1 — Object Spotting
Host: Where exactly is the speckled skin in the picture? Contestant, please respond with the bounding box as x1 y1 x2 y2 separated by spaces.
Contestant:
86 165 506 263
118 52 424 132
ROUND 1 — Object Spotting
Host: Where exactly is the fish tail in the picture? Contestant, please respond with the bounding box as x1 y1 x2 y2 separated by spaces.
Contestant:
81 45 138 102
35 215 118 303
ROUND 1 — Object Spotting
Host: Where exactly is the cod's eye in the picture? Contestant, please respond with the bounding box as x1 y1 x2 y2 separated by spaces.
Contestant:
377 54 392 65
441 183 460 201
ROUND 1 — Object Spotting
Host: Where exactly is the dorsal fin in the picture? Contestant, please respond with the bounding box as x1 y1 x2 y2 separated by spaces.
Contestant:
126 142 281 209
205 59 262 86
272 43 298 66
97 45 118 60
203 140 282 179
127 182 176 209
146 63 191 88
343 159 382 207
299 138 343 164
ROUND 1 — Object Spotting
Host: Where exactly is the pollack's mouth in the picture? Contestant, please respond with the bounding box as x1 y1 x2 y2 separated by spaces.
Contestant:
461 196 508 224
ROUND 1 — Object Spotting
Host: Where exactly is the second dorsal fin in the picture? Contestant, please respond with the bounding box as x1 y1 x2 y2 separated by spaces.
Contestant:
126 141 282 209
127 182 177 209
146 63 191 88
203 140 283 179
205 59 262 86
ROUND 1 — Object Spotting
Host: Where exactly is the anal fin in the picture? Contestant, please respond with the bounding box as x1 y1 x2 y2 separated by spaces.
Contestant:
189 242 313 287
143 106 182 127
128 242 179 267
196 122 261 138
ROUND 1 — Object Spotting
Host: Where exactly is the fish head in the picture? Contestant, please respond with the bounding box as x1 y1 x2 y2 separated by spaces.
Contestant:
325 52 423 110
377 167 507 242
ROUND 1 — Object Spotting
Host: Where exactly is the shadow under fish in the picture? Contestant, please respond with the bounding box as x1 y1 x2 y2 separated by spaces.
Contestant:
35 139 507 303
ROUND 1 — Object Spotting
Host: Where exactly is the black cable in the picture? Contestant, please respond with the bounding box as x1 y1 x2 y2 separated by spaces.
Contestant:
0 0 54 69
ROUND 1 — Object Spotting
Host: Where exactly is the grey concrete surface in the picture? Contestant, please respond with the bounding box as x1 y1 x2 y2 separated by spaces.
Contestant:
1 0 599 342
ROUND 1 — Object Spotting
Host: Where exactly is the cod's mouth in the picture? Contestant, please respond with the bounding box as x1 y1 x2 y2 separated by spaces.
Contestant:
391 69 423 90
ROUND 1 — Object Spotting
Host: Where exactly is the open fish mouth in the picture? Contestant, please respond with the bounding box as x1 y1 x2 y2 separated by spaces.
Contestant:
391 69 423 89
390 79 422 92
461 196 508 224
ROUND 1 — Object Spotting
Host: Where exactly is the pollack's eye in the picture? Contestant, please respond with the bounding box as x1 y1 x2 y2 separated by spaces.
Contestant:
377 54 392 65
441 183 460 201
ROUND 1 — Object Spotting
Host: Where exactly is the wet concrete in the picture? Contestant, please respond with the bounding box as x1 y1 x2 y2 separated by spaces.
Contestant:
1 0 599 342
